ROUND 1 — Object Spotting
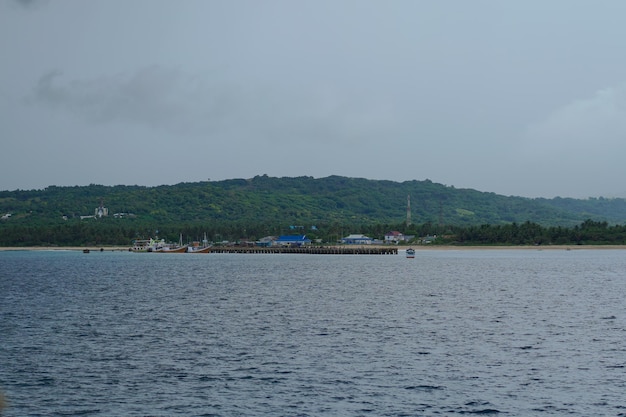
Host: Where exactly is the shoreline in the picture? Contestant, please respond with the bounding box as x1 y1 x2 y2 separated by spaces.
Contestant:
0 246 131 252
2 244 626 252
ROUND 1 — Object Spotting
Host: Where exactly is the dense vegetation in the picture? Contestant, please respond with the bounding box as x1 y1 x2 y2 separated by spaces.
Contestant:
1 175 626 246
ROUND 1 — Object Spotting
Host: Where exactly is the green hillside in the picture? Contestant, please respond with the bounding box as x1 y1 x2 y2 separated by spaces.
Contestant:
1 175 626 246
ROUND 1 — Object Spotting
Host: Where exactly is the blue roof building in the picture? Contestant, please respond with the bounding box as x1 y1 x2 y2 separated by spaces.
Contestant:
274 235 312 247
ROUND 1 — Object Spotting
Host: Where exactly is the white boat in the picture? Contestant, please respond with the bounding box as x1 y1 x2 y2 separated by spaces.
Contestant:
187 245 211 253
155 233 188 253
406 248 415 258
131 238 186 253
155 245 188 253
187 233 211 253
131 238 165 252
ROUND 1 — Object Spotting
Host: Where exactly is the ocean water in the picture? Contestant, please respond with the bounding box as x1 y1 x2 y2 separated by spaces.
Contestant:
1 249 626 416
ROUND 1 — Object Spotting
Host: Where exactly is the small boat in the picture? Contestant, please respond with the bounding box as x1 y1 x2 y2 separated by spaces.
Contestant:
83 249 90 253
406 248 415 258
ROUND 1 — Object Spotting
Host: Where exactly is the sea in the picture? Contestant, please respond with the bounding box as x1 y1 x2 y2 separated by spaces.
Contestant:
1 248 626 416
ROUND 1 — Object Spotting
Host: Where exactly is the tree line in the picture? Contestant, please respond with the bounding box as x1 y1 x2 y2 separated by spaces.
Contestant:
437 219 626 246
1 218 625 247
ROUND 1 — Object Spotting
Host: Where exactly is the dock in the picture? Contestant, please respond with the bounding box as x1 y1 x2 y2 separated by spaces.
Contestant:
208 246 398 255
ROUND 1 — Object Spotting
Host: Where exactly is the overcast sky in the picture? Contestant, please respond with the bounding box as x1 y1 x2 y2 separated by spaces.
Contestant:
2 0 626 198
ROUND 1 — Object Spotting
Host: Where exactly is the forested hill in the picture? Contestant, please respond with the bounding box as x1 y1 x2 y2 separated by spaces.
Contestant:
1 175 626 227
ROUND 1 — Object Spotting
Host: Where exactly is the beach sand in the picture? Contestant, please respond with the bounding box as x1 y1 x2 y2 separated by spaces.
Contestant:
0 246 131 252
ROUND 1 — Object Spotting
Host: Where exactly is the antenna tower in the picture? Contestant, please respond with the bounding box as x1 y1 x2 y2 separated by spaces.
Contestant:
406 194 412 226
439 200 443 226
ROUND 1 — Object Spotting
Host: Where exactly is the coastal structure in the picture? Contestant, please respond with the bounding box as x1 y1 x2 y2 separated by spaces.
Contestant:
274 235 312 247
95 200 108 218
341 234 373 245
385 231 406 243
210 246 397 255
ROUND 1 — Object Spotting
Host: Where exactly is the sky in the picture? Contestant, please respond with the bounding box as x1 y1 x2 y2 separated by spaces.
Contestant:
2 0 626 198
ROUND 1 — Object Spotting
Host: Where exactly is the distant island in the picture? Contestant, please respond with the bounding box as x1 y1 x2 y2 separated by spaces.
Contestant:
1 175 626 247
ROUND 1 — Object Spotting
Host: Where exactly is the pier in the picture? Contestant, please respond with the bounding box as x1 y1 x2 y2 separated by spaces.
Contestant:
208 246 398 255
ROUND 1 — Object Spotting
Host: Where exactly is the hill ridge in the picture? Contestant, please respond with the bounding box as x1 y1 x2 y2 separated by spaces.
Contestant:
1 175 626 228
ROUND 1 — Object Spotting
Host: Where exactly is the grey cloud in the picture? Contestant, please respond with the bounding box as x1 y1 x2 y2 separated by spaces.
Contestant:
10 0 47 9
512 85 626 197
33 67 222 134
31 66 398 145
522 85 626 155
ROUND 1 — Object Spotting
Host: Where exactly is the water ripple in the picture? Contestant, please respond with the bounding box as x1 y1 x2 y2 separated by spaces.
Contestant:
1 250 626 415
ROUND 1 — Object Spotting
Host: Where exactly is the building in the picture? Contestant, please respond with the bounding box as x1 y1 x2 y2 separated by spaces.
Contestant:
341 234 373 245
274 235 312 247
256 236 276 247
95 205 108 218
384 231 406 243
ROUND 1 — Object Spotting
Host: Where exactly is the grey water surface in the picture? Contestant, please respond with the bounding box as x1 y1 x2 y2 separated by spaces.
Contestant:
1 249 626 416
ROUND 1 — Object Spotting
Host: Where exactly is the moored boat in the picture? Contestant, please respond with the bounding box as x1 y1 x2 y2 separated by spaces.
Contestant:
131 238 184 252
406 248 415 258
130 238 165 252
187 233 211 253
188 245 211 253
155 245 188 253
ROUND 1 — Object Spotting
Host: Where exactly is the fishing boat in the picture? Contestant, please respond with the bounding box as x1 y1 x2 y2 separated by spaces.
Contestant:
131 237 185 252
155 245 188 253
131 238 165 252
187 245 211 253
406 248 415 258
156 233 188 253
187 233 211 253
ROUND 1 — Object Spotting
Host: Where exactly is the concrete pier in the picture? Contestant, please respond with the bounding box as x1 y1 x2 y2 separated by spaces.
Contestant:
208 246 398 255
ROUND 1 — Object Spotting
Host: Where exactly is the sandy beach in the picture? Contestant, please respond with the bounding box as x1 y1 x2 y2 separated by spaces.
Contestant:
0 246 131 252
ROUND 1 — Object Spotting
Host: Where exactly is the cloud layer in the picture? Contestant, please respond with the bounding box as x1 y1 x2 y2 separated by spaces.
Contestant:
31 66 399 146
3 0 626 197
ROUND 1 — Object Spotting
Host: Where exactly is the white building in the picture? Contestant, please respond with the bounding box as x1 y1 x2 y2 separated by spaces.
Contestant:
384 231 405 243
95 206 108 218
341 234 373 245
